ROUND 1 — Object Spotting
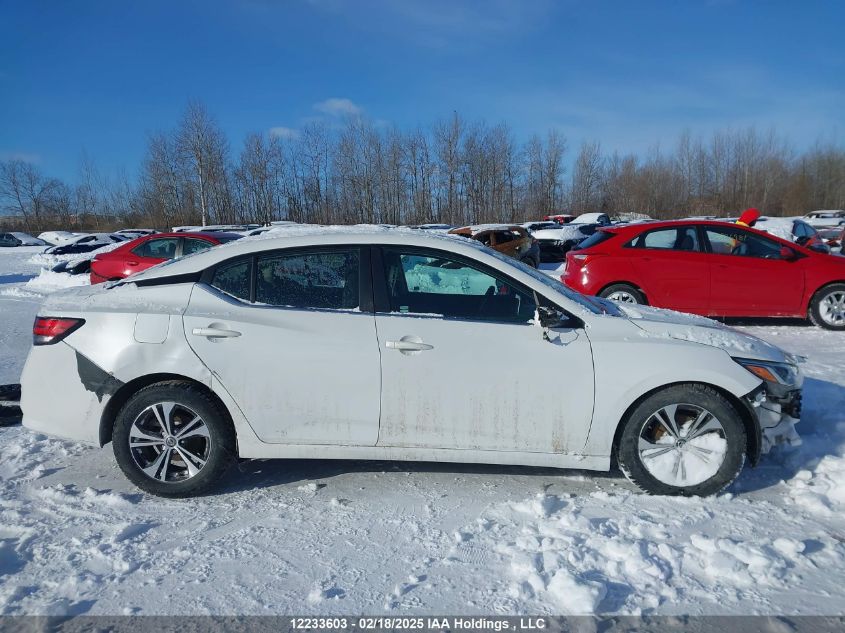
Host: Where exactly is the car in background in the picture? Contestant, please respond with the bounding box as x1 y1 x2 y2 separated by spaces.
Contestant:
562 219 845 329
38 231 86 246
173 224 260 233
115 229 158 238
411 223 453 232
803 210 845 228
21 227 803 498
544 214 575 224
448 224 540 267
90 231 241 283
817 227 845 252
521 221 561 233
753 217 830 254
0 232 48 247
531 223 600 262
44 233 129 255
571 212 612 226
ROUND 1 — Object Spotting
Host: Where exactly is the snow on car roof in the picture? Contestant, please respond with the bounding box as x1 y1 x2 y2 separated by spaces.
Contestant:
452 223 522 235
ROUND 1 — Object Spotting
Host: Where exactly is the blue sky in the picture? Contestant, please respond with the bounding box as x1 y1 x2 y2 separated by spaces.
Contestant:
1 0 843 182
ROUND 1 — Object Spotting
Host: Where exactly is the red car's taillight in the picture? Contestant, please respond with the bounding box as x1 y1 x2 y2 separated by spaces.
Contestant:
33 317 85 346
569 253 606 265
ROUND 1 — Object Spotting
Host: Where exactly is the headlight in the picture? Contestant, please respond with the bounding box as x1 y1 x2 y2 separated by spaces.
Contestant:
733 357 800 387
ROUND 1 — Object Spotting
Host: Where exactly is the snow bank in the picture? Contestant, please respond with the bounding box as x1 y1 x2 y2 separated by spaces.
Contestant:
21 268 90 295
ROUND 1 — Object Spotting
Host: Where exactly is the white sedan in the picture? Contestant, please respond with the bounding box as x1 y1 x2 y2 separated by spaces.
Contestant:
20 228 802 497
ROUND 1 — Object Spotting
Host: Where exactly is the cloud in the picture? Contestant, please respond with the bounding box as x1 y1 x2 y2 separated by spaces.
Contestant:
269 126 300 139
313 97 363 117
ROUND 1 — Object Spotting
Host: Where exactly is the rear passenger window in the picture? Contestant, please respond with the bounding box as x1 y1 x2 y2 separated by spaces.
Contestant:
211 260 251 301
629 227 699 251
256 251 359 310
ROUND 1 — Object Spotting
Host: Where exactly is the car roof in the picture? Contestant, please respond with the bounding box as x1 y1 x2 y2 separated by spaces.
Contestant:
597 218 815 250
128 226 490 282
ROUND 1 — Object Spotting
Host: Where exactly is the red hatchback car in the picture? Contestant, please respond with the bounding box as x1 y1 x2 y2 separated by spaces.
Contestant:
562 219 845 329
90 232 241 284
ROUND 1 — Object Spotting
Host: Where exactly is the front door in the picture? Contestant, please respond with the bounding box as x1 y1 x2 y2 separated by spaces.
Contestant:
183 247 381 445
373 246 595 454
701 225 805 316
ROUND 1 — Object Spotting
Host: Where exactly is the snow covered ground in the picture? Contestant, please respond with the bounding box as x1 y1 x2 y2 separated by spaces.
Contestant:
1 246 844 616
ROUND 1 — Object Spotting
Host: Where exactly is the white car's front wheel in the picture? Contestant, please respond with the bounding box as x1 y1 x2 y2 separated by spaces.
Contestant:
616 384 747 496
113 382 236 497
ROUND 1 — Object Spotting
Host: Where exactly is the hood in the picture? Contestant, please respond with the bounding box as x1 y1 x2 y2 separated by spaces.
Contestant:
616 303 790 363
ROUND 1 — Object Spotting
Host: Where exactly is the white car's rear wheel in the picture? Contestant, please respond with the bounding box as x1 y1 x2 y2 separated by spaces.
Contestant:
113 382 236 497
617 384 746 496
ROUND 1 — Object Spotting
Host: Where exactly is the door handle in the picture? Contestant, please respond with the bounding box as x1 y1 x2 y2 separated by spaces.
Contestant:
386 336 434 354
192 327 242 339
126 261 138 266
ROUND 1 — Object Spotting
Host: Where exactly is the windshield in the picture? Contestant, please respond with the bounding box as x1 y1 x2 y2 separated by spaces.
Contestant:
481 247 620 316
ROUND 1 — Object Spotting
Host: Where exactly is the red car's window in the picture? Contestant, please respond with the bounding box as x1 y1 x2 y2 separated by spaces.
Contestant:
703 226 783 258
182 238 214 255
628 227 700 251
132 238 179 259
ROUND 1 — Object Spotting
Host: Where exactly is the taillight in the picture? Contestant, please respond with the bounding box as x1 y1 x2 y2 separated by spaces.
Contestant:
33 317 85 346
570 253 606 265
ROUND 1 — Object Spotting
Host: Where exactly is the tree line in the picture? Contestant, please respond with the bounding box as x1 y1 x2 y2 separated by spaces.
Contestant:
1 100 844 232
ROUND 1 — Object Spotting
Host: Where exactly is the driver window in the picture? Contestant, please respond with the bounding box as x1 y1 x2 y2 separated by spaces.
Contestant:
704 226 783 259
382 249 536 323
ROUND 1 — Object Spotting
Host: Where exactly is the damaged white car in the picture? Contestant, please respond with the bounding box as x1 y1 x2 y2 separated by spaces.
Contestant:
20 228 803 497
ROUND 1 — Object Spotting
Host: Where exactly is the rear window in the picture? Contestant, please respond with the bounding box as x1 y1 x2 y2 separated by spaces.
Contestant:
256 250 360 310
211 259 251 301
575 230 615 250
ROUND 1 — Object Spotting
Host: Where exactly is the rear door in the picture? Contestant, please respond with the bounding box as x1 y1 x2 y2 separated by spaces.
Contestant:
183 246 381 445
624 225 711 313
702 225 805 316
373 246 595 454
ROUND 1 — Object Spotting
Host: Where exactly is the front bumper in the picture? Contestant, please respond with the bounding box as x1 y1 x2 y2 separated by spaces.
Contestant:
747 384 802 454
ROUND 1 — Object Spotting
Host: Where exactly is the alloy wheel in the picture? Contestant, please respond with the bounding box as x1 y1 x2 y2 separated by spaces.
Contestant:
638 403 728 487
607 290 638 303
128 401 211 483
819 290 845 326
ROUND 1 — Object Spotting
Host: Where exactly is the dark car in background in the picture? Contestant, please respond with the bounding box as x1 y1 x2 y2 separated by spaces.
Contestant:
530 223 600 262
90 231 241 283
448 224 540 267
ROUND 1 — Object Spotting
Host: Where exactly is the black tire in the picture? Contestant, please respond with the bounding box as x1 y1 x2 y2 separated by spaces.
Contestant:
113 381 236 497
616 384 747 496
598 283 646 304
808 283 845 330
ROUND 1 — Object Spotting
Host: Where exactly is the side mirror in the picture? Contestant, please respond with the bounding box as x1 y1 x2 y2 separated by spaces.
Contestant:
780 246 797 261
537 305 570 328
